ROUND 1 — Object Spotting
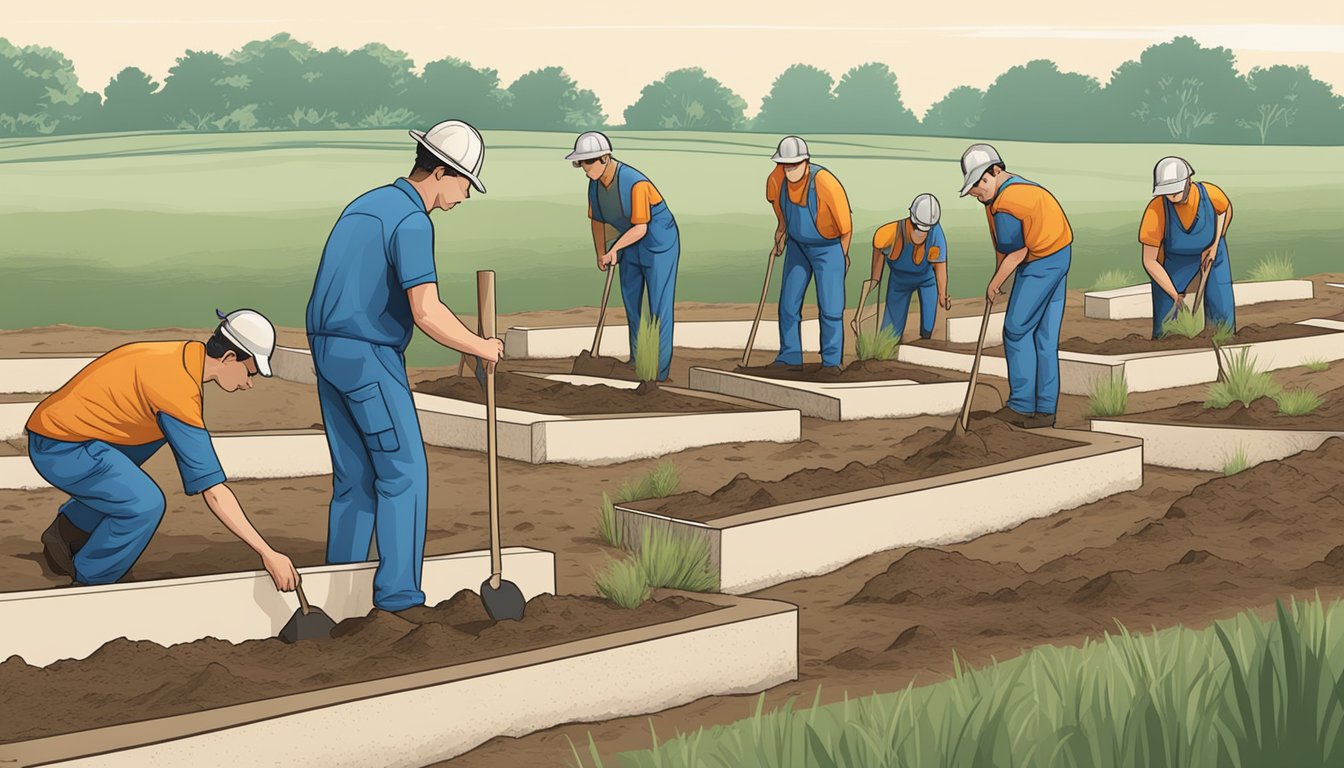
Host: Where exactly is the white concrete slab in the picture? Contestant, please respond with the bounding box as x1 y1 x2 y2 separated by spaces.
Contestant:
271 345 316 385
0 548 557 667
945 312 1006 345
505 318 821 359
1091 419 1344 471
0 357 97 394
1083 280 1315 320
687 366 969 421
618 430 1143 594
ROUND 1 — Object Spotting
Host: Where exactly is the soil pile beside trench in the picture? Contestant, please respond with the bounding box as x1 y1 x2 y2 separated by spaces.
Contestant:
734 360 956 384
824 437 1344 672
570 351 639 380
1119 384 1344 430
416 370 744 415
646 417 1079 521
0 594 719 744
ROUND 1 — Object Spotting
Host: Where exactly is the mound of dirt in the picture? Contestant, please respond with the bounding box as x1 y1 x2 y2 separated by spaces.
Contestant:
1118 385 1344 430
734 360 956 384
645 418 1080 522
910 321 1335 356
415 370 744 415
0 593 719 744
570 350 639 380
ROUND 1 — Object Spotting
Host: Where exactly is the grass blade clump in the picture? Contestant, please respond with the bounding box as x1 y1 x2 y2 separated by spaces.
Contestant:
597 492 622 548
1092 269 1139 291
1304 358 1330 373
856 325 901 362
1205 348 1280 409
1211 322 1235 345
1222 444 1250 475
647 460 680 498
636 525 719 593
1087 371 1129 418
1161 305 1205 339
1248 253 1294 282
597 461 680 548
593 557 650 609
1273 388 1324 417
634 315 661 382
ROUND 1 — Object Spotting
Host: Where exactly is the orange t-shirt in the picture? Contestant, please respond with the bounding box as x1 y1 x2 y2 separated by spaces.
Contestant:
26 341 208 445
1138 182 1233 263
587 179 664 225
872 219 943 265
765 165 853 241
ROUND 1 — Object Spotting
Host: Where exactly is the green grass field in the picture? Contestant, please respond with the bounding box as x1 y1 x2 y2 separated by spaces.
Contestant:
3 130 1341 365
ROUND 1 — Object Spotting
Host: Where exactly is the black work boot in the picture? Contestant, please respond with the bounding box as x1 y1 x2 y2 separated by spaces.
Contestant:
991 406 1031 427
1023 412 1057 429
41 513 90 578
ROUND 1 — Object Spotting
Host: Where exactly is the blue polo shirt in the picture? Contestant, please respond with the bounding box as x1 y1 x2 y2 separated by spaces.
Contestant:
306 178 438 351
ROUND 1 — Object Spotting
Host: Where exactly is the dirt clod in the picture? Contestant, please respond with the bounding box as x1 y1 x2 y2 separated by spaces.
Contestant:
415 370 741 415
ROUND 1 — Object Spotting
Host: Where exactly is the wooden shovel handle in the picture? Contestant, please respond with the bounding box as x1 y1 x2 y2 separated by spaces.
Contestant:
743 250 778 367
478 271 502 581
296 579 311 616
591 266 616 356
958 298 995 431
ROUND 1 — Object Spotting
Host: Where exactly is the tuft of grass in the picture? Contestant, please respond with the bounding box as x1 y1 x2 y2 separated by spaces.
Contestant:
634 315 661 382
1274 387 1325 416
1222 444 1250 475
597 462 681 548
855 325 901 361
1087 371 1129 417
636 525 719 593
593 557 650 609
1160 305 1205 339
1304 358 1330 373
597 492 622 548
1091 268 1139 291
1205 347 1280 409
1212 322 1235 345
1248 252 1295 282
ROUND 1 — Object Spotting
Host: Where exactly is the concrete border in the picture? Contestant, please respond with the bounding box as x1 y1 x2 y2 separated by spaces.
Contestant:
413 374 801 465
1091 418 1344 471
0 548 556 668
0 357 97 394
897 319 1344 395
0 592 797 768
686 366 969 421
504 319 821 359
616 429 1143 594
1083 279 1315 320
271 345 316 385
945 311 1006 345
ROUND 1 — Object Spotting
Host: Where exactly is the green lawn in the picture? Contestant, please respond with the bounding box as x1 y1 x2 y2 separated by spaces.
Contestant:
3 130 1340 365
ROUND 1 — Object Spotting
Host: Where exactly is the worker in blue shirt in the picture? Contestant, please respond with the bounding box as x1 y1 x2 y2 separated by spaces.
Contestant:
306 119 504 612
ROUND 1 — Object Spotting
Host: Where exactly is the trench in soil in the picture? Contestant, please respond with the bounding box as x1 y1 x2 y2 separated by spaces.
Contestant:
910 321 1336 356
731 360 957 384
643 417 1080 522
0 593 719 744
1116 384 1343 429
415 369 748 415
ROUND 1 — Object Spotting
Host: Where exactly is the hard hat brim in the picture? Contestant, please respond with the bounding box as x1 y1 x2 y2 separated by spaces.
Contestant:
913 223 932 232
1152 179 1189 197
409 130 487 194
959 161 994 197
771 152 809 164
255 354 273 378
565 149 611 162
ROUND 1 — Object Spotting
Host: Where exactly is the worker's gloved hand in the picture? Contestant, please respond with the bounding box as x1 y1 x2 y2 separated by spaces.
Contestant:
1201 246 1216 270
262 549 299 592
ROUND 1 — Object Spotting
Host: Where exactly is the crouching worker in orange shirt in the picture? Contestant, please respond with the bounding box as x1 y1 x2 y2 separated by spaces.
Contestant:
25 309 300 592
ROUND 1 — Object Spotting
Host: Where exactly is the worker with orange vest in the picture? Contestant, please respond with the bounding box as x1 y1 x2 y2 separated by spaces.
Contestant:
866 193 951 340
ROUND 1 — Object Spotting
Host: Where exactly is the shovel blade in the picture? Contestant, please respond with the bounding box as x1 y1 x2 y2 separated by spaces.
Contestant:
472 356 487 393
480 577 526 622
278 607 336 643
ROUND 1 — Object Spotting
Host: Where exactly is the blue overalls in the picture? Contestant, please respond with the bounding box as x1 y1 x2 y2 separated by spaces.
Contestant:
882 220 947 340
992 177 1072 417
589 164 680 381
1150 182 1235 338
306 178 434 612
776 166 846 368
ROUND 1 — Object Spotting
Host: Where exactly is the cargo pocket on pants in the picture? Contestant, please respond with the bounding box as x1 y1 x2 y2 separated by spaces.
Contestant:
345 382 400 453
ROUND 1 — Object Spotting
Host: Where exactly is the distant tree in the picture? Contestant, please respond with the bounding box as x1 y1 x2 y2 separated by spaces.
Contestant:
0 37 91 135
832 62 917 134
623 68 746 130
921 86 984 137
227 34 320 128
1237 65 1344 145
97 67 160 132
1102 36 1249 142
304 45 418 128
754 64 836 133
505 67 605 130
156 50 234 130
979 60 1104 141
412 57 510 128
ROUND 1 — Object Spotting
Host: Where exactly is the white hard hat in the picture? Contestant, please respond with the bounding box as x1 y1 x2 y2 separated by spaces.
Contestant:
409 119 487 193
1152 156 1194 197
959 143 1004 197
771 136 809 164
215 308 276 377
566 131 613 162
910 193 941 230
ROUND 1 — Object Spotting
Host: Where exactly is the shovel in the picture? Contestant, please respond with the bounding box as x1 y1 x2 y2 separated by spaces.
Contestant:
953 297 995 436
278 577 336 643
742 246 780 367
476 270 526 622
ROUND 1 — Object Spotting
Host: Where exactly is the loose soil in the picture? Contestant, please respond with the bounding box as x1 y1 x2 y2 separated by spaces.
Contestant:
733 359 958 384
570 350 639 381
912 321 1336 356
0 593 718 743
1119 385 1344 429
644 417 1079 521
415 370 746 415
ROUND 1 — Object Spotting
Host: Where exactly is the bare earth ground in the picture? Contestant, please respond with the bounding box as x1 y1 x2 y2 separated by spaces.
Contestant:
0 275 1342 765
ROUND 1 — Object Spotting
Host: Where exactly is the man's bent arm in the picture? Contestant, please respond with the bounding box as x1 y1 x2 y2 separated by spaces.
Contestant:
408 283 499 361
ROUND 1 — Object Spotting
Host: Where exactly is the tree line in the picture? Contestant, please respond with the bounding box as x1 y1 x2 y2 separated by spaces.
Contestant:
3 33 1342 144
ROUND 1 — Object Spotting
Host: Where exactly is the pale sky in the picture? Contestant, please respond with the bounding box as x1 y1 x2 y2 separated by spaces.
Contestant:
8 1 1344 118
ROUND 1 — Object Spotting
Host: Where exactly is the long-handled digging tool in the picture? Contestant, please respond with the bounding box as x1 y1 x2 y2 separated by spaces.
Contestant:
742 247 780 367
850 279 879 337
476 270 525 622
590 264 617 358
278 576 336 643
952 297 996 436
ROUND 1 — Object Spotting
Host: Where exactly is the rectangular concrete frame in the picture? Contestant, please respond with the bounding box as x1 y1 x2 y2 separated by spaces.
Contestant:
686 366 968 421
0 357 98 394
1083 279 1315 320
616 429 1143 594
945 311 1006 345
0 592 797 768
898 319 1344 395
1091 419 1344 471
0 548 555 668
270 345 317 385
504 318 821 359
413 374 801 465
